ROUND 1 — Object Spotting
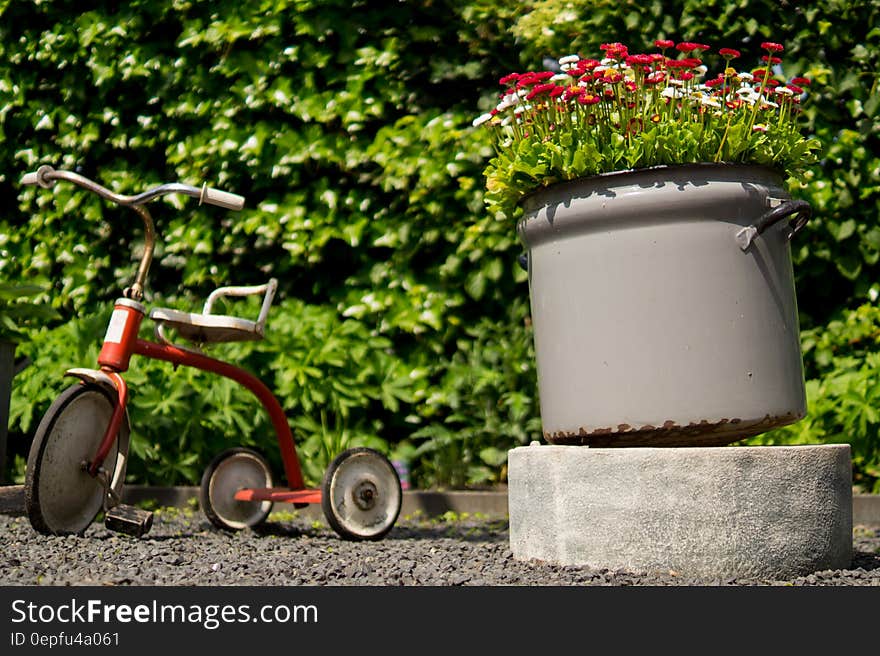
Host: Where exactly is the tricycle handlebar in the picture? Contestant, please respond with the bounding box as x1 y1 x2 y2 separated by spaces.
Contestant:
20 165 246 301
20 165 246 211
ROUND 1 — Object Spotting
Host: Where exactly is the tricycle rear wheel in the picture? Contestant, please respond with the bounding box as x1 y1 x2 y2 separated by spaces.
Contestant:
200 447 274 531
321 447 402 541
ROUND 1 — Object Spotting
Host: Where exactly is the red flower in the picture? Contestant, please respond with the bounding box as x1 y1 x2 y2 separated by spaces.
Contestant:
499 73 520 86
791 76 811 86
676 42 710 53
760 42 784 52
601 71 624 84
654 39 674 49
752 68 768 78
577 58 601 71
625 54 653 66
600 42 628 58
645 71 666 85
578 93 600 105
526 83 557 100
704 76 725 87
761 55 782 64
549 86 566 98
718 48 741 58
786 84 804 94
517 71 555 87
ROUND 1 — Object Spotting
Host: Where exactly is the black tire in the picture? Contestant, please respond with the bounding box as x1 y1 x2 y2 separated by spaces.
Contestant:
24 383 124 536
321 447 402 541
199 447 274 531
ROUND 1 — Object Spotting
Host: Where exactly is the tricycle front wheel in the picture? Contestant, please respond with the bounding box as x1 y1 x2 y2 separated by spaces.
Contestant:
321 447 402 541
24 383 124 536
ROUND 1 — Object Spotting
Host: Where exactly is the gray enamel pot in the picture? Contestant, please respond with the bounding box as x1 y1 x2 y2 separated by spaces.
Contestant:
517 163 811 447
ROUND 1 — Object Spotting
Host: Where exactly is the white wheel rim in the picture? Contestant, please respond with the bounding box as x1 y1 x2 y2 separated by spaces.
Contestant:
208 452 273 529
37 389 118 533
328 452 401 538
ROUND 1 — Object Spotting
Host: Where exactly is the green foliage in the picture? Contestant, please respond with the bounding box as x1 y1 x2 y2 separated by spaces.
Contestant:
2 0 530 488
8 311 108 435
0 282 58 342
751 302 880 492
409 299 541 488
2 0 879 490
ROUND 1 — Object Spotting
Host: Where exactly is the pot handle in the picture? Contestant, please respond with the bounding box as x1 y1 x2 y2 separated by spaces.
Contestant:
735 199 811 251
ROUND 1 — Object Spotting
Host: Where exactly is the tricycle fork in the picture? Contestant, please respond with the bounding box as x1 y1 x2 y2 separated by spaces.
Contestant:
61 368 131 489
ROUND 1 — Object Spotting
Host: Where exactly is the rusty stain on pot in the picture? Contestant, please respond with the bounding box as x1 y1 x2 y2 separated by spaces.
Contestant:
545 412 800 448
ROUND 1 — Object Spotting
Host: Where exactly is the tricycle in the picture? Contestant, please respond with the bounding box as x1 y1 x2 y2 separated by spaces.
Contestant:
19 165 402 540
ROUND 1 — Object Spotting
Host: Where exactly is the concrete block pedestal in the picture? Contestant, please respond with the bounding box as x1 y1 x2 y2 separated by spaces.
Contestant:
508 444 853 580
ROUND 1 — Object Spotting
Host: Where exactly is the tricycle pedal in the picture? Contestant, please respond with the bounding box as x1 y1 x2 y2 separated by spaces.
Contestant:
104 504 154 537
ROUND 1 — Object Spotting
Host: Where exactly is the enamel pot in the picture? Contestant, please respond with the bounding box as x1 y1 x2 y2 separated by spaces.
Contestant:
517 163 811 447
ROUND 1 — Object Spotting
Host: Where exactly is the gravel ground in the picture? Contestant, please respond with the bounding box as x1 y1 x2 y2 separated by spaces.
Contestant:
1 508 879 586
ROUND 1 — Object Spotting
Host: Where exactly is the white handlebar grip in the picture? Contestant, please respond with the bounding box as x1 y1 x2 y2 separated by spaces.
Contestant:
200 184 246 211
21 171 40 186
21 165 56 188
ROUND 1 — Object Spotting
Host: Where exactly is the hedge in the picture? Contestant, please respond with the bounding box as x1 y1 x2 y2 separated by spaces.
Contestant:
2 0 879 490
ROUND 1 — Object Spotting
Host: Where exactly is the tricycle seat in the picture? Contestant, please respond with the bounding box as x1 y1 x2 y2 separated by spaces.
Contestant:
149 278 277 346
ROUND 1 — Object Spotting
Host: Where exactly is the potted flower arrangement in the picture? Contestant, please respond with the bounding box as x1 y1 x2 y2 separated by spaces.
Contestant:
475 40 819 219
472 40 821 447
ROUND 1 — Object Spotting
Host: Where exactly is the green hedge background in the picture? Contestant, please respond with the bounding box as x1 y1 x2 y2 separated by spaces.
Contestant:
2 0 879 491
